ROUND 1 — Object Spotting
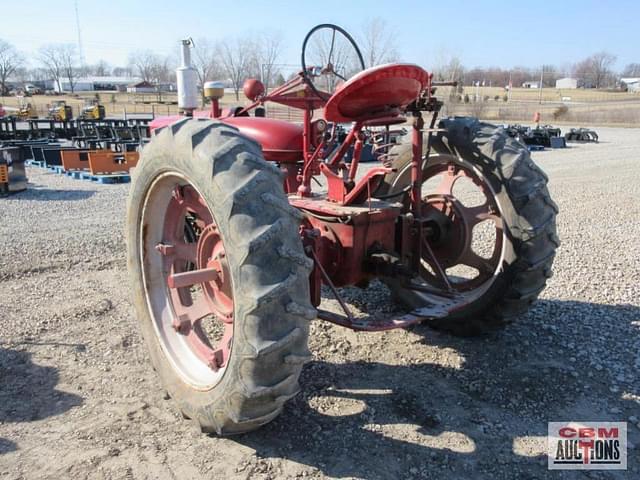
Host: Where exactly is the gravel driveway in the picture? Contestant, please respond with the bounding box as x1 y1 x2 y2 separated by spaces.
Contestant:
0 126 638 479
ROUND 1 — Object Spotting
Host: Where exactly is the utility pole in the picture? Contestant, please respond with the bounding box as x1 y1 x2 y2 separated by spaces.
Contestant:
539 66 544 104
508 71 512 102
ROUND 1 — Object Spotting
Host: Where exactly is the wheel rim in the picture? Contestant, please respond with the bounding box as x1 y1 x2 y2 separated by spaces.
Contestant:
417 155 505 299
140 173 233 389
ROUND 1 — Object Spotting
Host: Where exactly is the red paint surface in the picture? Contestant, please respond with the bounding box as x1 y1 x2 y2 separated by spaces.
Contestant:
324 64 429 123
149 114 303 163
223 117 303 162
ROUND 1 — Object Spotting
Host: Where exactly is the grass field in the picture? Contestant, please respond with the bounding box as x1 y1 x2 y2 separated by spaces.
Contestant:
453 86 638 103
443 97 640 126
437 86 640 126
2 86 639 126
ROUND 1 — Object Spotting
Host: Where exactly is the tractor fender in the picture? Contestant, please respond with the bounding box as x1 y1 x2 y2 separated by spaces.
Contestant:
150 115 303 163
222 117 303 163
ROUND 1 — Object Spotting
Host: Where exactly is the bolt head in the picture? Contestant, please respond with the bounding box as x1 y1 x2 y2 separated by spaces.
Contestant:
208 354 219 371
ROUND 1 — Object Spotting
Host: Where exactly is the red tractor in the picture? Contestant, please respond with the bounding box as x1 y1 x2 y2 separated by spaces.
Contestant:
126 25 558 434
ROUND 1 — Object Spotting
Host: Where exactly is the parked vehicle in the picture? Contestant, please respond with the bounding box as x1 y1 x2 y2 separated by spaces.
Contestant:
47 101 73 121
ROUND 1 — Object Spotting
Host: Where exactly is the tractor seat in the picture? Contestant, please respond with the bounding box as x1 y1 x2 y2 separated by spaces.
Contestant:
323 64 430 124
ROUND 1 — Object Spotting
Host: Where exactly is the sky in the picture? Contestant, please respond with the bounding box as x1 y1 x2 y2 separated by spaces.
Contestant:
0 0 637 73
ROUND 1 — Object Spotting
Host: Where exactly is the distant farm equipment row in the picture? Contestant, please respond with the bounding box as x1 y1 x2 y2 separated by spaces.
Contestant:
0 117 150 189
504 124 599 148
24 148 138 184
0 116 151 143
1 139 140 186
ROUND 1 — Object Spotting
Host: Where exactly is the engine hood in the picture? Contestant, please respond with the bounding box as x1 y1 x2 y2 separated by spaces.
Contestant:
149 114 303 163
222 117 303 163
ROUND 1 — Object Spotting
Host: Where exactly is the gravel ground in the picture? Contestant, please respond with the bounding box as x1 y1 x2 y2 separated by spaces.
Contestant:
0 126 639 480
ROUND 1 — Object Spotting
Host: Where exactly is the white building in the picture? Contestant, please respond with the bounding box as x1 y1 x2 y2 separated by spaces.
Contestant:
52 76 142 92
522 81 540 89
127 81 156 93
556 77 578 89
621 77 640 93
126 81 177 93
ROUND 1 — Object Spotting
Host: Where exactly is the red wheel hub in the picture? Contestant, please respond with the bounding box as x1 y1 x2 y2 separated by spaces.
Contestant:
156 185 234 372
197 224 234 323
420 162 504 291
422 195 468 267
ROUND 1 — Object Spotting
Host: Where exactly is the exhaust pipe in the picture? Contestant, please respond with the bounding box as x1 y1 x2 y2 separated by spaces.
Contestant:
177 38 198 115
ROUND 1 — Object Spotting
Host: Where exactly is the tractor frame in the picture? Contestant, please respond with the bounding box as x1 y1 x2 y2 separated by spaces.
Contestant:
152 62 461 332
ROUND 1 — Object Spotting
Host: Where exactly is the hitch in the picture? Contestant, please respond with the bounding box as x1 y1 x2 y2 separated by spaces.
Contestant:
315 246 463 332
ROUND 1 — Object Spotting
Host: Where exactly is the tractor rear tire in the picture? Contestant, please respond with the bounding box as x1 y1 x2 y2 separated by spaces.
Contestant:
126 118 315 434
376 117 559 336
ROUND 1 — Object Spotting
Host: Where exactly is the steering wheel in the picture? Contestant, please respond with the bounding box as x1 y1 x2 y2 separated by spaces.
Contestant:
301 24 365 100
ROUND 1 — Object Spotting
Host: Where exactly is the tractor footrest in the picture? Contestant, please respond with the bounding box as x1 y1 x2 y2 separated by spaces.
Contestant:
317 298 455 332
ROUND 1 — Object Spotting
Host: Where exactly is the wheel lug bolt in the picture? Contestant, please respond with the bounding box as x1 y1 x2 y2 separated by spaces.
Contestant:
171 315 190 334
208 354 220 371
156 243 175 255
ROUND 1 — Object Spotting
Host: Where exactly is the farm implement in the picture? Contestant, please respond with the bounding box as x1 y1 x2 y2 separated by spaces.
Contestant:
565 127 599 143
505 124 565 148
126 25 559 434
0 117 150 184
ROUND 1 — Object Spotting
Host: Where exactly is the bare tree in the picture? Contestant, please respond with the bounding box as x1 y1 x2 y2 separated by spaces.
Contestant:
92 60 111 76
432 52 465 83
153 56 173 84
39 43 78 92
255 31 283 91
572 60 590 87
60 45 79 93
508 66 533 89
590 52 617 88
112 66 133 78
0 39 24 95
622 63 640 77
359 17 399 68
129 50 163 83
193 38 222 104
27 67 49 82
540 64 560 87
12 66 29 86
574 52 617 88
218 38 254 100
